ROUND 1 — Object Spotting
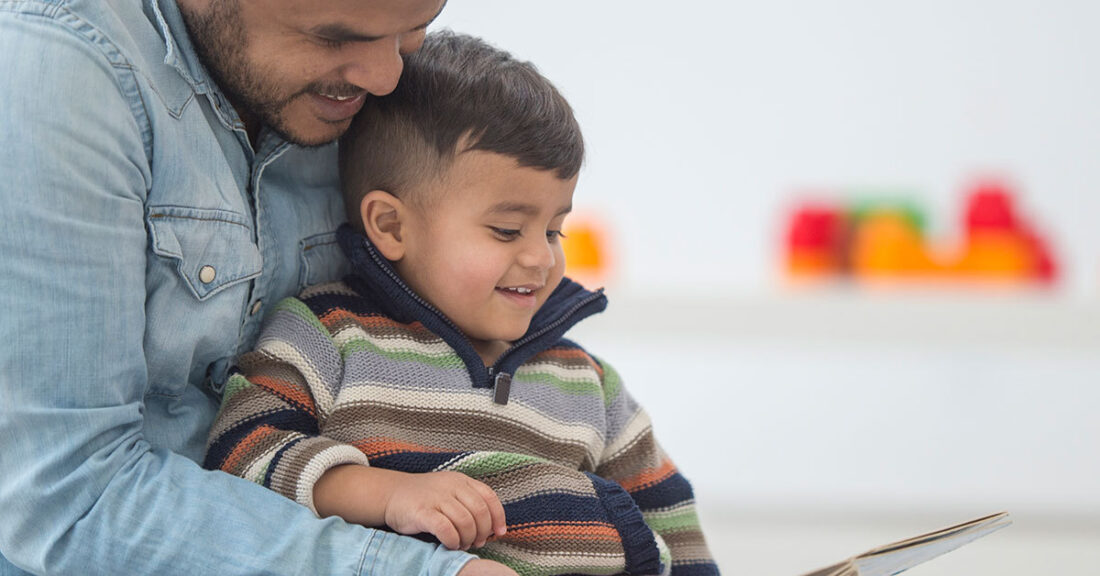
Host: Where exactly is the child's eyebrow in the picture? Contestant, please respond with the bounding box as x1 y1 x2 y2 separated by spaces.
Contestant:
487 202 572 217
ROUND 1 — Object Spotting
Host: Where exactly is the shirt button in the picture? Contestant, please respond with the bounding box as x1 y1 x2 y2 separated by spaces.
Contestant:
199 265 216 284
250 300 263 316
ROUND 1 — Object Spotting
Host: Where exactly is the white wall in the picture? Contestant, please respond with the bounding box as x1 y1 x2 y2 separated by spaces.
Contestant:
435 0 1100 298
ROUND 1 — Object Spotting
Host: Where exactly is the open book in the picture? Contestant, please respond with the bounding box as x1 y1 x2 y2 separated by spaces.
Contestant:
799 511 1012 576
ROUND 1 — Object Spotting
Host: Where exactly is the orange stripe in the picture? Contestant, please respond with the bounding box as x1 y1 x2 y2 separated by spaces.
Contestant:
538 347 591 361
319 308 429 335
251 375 316 418
618 458 678 492
506 523 620 544
352 438 449 459
223 425 279 473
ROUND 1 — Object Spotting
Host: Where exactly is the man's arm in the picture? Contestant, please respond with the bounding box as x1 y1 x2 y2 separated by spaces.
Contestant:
593 359 721 576
0 15 472 575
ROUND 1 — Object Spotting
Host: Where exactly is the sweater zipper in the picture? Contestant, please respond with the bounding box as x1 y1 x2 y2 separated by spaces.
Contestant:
488 289 605 405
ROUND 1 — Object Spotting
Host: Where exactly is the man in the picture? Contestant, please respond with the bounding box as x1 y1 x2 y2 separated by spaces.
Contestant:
0 1 513 574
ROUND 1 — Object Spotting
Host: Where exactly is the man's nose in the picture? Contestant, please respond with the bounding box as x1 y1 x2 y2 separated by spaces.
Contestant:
343 37 405 96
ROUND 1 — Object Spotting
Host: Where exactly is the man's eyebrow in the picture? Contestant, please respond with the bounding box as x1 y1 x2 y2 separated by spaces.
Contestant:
487 202 573 217
308 2 446 43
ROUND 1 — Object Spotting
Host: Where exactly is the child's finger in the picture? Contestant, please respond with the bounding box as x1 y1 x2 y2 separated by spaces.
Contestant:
453 483 495 547
440 499 479 550
468 477 508 538
423 510 462 550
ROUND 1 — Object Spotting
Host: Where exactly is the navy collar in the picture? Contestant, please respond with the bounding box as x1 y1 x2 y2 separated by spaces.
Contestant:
336 225 608 397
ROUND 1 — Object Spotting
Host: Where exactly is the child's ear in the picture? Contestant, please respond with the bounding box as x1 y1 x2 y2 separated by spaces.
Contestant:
359 190 407 261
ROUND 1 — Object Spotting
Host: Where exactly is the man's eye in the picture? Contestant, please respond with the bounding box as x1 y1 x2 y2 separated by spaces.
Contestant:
490 227 521 241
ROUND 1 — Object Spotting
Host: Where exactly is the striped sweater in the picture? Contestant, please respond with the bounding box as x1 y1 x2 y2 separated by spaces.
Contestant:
204 227 718 576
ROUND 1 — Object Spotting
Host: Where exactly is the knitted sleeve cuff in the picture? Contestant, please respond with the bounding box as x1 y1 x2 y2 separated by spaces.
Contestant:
588 473 662 575
264 437 371 516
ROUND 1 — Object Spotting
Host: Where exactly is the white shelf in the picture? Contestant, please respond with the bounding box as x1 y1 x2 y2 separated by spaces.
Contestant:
564 288 1100 517
572 289 1100 350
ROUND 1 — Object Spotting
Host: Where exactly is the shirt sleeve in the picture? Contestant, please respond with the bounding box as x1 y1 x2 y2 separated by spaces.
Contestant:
594 358 721 576
0 15 472 576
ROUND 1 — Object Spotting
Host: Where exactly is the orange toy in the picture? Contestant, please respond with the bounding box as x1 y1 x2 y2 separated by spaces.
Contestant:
850 209 938 280
561 213 613 288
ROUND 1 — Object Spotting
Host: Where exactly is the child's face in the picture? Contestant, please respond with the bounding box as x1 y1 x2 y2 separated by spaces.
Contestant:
395 151 577 363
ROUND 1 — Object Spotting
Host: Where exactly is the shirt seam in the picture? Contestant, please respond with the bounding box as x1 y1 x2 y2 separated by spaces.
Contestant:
1 1 157 173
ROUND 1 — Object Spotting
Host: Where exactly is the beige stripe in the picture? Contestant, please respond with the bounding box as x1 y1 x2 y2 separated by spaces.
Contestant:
600 410 651 463
294 443 371 515
255 338 336 411
515 360 600 383
331 322 453 356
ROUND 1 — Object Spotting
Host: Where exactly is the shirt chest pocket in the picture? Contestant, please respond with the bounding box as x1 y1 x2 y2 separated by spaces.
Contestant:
147 206 262 300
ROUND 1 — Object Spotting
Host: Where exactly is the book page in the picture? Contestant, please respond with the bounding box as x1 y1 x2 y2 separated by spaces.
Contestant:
798 512 1012 576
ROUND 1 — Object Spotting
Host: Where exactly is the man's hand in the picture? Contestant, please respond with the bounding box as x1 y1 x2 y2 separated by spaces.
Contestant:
456 558 519 576
384 470 507 550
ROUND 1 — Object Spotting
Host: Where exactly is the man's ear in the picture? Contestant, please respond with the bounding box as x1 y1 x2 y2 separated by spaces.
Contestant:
359 190 407 261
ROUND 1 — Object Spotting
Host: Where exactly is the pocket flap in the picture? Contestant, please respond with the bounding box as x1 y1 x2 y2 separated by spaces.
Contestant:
147 206 262 300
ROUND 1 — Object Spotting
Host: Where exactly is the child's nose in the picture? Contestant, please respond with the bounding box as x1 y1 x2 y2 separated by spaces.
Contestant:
519 237 556 270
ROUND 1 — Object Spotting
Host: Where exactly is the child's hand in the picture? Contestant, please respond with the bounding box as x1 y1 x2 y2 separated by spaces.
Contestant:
383 470 507 550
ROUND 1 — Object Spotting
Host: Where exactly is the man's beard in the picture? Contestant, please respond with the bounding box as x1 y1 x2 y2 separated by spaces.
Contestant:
179 0 340 147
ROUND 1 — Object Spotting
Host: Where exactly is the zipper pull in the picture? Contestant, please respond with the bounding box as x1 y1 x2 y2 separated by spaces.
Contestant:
493 372 512 405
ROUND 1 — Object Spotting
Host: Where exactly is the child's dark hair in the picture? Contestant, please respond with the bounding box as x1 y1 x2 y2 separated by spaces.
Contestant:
339 31 585 227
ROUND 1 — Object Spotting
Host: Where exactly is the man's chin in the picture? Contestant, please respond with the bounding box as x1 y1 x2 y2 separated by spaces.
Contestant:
269 119 352 148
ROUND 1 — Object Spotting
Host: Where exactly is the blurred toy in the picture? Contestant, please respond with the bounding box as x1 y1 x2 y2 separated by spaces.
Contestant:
781 177 1058 287
562 212 614 288
785 203 847 280
850 208 937 280
952 179 1057 284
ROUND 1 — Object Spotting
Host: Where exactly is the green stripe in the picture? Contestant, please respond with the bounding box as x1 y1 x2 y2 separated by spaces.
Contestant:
275 297 329 337
514 370 602 396
448 452 543 478
340 337 464 368
597 359 622 406
644 507 702 534
219 373 253 406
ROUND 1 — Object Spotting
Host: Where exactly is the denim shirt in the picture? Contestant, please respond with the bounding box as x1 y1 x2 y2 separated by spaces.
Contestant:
0 1 474 574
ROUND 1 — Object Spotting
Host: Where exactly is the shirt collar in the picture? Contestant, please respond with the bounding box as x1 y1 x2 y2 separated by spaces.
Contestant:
150 0 215 95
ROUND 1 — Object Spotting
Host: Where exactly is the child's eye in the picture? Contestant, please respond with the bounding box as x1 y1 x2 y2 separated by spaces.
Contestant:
546 230 567 243
490 227 521 241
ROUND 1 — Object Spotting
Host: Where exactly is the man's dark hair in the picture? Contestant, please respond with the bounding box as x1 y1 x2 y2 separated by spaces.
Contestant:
339 31 585 225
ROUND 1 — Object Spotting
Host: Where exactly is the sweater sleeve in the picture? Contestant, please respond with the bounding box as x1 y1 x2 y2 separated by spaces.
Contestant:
370 448 662 575
204 297 371 514
594 358 721 576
